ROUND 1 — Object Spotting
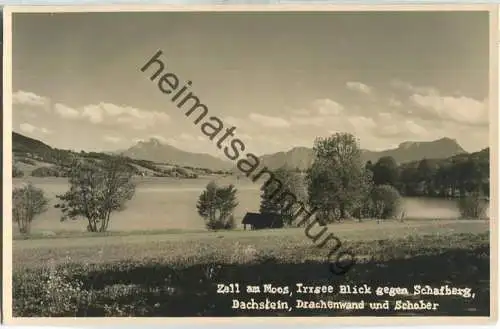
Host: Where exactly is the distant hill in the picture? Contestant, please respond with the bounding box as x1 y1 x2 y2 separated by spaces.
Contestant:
259 147 314 171
400 147 489 170
119 138 233 171
257 137 468 170
11 132 225 179
362 137 467 164
13 131 54 155
13 131 471 176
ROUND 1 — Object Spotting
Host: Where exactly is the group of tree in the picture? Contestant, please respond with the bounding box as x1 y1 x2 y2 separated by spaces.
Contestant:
365 149 489 200
260 167 307 226
257 132 488 226
254 133 402 227
13 156 137 235
304 133 404 224
196 181 238 230
399 151 488 198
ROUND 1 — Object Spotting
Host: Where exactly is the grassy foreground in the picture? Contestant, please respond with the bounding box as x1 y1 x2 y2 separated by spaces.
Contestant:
12 221 490 317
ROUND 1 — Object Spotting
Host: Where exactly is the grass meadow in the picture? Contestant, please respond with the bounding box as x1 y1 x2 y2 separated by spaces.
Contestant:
11 176 491 317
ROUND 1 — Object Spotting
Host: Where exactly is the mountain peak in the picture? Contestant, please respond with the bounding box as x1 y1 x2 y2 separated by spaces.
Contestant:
258 136 468 170
139 137 164 146
397 137 461 150
398 141 415 149
121 138 232 170
436 136 459 144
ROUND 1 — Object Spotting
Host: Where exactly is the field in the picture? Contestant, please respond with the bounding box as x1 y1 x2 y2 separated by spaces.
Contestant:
13 219 489 265
12 217 490 317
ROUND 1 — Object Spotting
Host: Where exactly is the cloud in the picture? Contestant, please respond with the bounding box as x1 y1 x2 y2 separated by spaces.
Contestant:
388 98 402 107
237 133 253 140
104 135 122 143
19 122 53 135
133 135 170 145
373 111 432 139
40 127 53 134
54 103 80 119
19 123 36 133
404 119 429 136
390 79 435 94
13 90 49 107
224 116 243 126
179 133 195 140
249 113 291 128
51 100 171 129
165 137 180 147
313 98 344 116
346 115 377 131
410 93 488 126
291 108 310 116
290 116 326 126
289 98 345 126
151 135 168 143
82 104 105 124
346 81 373 94
388 80 488 126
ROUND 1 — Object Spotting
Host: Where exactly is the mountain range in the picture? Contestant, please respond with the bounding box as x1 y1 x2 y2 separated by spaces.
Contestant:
13 131 468 172
260 137 467 170
121 136 467 171
118 138 233 171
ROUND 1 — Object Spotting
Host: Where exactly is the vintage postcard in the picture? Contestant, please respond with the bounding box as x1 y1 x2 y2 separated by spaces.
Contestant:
2 4 498 325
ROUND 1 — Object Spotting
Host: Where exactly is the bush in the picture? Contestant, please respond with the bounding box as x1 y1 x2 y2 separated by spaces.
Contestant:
13 259 91 316
369 185 403 219
13 165 24 178
458 191 488 219
19 158 36 166
206 214 236 230
355 184 403 220
31 166 67 177
197 182 238 231
13 183 49 234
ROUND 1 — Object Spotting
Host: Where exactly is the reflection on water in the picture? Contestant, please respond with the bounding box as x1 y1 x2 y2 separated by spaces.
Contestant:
12 178 490 232
404 197 471 219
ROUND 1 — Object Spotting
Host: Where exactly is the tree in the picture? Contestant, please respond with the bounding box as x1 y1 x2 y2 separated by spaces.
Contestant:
365 160 374 174
372 156 399 186
369 184 403 219
457 190 488 219
197 181 238 230
55 157 136 232
13 183 48 234
260 166 306 226
306 133 373 223
417 158 437 196
456 159 484 195
13 165 24 178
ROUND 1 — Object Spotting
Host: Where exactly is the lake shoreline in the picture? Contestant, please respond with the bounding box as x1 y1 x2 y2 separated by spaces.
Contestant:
11 176 491 233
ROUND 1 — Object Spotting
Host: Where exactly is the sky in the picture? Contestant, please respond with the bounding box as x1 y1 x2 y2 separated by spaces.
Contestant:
11 10 490 157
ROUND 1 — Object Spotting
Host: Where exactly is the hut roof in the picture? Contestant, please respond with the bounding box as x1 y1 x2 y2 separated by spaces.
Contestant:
241 212 282 224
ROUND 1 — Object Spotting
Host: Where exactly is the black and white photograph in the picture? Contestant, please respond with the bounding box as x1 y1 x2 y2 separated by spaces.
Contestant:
3 5 498 323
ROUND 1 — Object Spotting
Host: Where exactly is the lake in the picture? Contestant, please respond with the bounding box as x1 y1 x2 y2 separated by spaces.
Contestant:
11 177 490 233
